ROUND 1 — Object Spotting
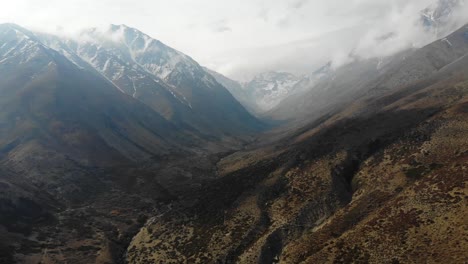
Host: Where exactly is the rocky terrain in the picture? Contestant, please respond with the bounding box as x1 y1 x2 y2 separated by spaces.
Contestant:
126 25 468 264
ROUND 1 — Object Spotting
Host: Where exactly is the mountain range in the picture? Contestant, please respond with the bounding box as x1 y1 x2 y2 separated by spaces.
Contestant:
0 4 467 264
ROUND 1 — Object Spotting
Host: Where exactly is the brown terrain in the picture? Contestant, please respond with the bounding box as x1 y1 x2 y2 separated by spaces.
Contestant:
125 26 468 264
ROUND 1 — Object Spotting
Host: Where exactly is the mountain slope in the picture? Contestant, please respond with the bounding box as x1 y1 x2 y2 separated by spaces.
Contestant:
203 67 256 114
0 24 206 263
0 24 193 163
126 24 468 264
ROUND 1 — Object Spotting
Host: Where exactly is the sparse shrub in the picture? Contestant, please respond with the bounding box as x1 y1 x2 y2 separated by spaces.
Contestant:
405 166 426 179
137 214 148 224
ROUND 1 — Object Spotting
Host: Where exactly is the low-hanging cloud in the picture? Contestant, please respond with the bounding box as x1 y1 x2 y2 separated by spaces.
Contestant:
0 0 467 81
209 0 468 80
210 19 232 33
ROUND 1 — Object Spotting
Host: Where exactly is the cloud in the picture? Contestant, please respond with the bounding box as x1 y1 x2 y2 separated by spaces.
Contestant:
258 8 270 22
208 0 468 80
0 0 467 81
290 0 309 9
210 19 232 33
277 17 291 28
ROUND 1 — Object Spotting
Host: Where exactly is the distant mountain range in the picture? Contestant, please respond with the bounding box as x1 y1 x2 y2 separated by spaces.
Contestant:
205 68 333 116
205 69 304 114
266 23 468 123
206 0 466 117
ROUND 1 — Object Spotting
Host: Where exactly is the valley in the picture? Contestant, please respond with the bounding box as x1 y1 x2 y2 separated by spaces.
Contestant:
0 2 467 263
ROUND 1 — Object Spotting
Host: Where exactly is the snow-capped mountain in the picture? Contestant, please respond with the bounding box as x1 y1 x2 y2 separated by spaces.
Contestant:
80 25 220 97
420 0 466 39
0 23 194 162
0 23 67 71
36 24 262 136
205 67 334 115
205 70 304 114
261 0 463 120
40 24 204 106
243 71 302 112
39 27 196 123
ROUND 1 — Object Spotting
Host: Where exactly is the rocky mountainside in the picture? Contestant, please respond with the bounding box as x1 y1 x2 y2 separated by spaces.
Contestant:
126 24 468 264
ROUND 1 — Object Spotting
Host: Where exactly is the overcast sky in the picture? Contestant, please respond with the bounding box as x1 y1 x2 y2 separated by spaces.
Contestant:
1 0 467 80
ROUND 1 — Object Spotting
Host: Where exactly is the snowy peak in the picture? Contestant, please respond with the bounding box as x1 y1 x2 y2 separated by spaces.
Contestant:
66 24 219 95
205 67 331 115
105 24 158 54
0 23 39 41
420 0 463 35
78 24 199 80
243 71 302 112
106 24 159 54
421 0 459 23
38 26 196 108
0 23 55 66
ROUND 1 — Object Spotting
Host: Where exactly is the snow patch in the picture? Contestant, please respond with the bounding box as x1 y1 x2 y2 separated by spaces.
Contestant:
442 37 453 46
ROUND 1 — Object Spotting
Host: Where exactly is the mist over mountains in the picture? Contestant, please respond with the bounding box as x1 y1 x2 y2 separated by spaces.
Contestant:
210 0 468 80
204 0 468 117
